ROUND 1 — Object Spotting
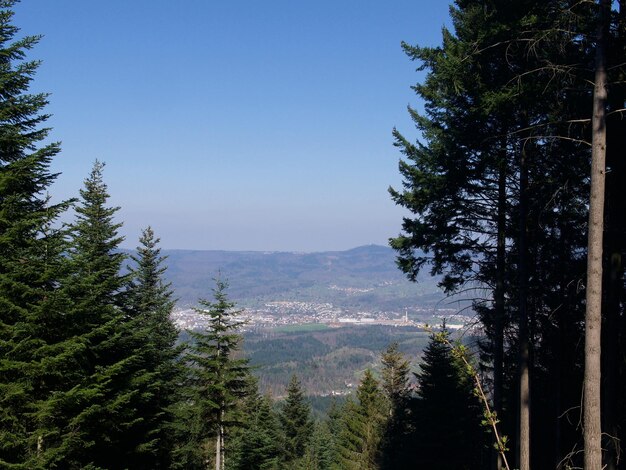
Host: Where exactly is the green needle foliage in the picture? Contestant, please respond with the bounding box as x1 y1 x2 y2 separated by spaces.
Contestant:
52 161 139 469
0 1 70 466
124 226 181 468
379 343 412 470
228 392 283 470
334 370 386 470
279 375 314 466
380 342 410 411
174 279 251 470
388 1 616 467
128 226 176 332
299 421 336 470
410 329 485 470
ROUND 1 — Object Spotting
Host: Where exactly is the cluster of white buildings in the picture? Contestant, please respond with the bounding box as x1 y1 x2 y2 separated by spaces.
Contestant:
170 300 472 332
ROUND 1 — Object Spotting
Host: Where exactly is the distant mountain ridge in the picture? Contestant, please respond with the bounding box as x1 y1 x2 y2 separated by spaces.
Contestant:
160 244 444 312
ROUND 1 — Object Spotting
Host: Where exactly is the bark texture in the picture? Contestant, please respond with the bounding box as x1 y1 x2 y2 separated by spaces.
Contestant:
584 0 609 468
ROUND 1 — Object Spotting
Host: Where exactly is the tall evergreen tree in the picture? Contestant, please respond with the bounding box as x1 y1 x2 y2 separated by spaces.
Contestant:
228 392 283 470
123 226 181 468
601 4 626 470
380 342 410 413
389 2 604 468
279 374 314 466
0 1 70 465
128 226 176 332
409 329 485 470
379 343 412 470
47 161 142 469
388 4 534 462
321 398 343 469
297 422 336 470
174 279 250 470
334 370 386 470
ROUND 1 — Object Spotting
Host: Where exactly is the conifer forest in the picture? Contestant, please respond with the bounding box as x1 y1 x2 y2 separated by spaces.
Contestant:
1 0 626 469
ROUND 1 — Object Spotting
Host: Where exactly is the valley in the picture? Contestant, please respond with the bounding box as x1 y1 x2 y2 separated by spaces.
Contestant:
167 245 477 402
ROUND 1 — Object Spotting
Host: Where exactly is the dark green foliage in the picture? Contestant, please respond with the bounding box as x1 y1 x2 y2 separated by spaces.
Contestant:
388 1 617 467
380 342 410 409
0 1 70 466
409 330 485 469
334 370 386 470
128 226 176 328
228 392 283 470
47 161 139 469
296 422 335 470
173 279 251 469
123 226 181 468
379 343 412 470
316 422 337 470
279 375 314 465
69 161 127 304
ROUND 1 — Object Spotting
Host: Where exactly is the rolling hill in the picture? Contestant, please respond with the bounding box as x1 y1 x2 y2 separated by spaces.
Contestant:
160 244 446 312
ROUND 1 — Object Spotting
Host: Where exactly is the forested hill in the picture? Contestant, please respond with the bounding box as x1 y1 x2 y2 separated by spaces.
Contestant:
159 244 444 310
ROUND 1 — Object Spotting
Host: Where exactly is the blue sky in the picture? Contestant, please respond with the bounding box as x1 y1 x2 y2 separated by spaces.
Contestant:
14 1 451 251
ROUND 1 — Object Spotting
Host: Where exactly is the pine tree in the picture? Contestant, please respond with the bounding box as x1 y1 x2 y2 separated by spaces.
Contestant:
410 329 485 470
334 370 386 470
123 226 181 468
48 161 141 469
175 279 250 470
229 393 282 470
297 422 335 470
0 1 70 465
389 2 602 468
380 342 410 412
379 343 412 470
279 374 314 465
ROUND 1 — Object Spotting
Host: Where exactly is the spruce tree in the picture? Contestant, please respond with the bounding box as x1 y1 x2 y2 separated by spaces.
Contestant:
175 279 250 470
389 2 599 467
380 342 410 412
279 374 314 465
296 421 336 470
410 329 485 470
128 226 176 328
334 370 386 470
229 393 282 470
51 161 140 469
0 1 69 465
308 399 345 470
379 343 412 470
123 226 181 468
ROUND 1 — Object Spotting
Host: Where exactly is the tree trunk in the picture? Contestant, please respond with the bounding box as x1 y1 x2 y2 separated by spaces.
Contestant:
584 1 609 468
215 422 224 470
601 3 626 468
517 145 530 470
493 142 507 470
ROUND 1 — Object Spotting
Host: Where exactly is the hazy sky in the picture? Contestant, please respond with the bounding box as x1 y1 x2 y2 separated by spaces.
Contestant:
14 1 451 252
